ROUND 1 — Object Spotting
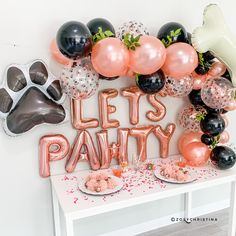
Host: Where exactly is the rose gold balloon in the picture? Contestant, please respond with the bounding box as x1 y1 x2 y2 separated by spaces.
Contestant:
99 88 120 129
71 99 99 129
129 35 166 75
50 39 71 65
224 99 236 111
192 71 207 90
91 38 129 77
146 94 166 122
130 125 154 162
208 62 227 77
65 130 100 172
219 131 230 144
153 123 176 158
96 128 130 168
222 115 229 127
121 86 144 125
39 134 70 177
182 142 210 167
178 131 202 154
162 43 198 77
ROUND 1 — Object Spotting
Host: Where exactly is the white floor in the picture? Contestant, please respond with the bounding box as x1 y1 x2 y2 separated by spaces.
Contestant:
138 209 230 236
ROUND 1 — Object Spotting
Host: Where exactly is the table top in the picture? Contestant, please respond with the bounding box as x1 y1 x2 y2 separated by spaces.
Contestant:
50 155 236 219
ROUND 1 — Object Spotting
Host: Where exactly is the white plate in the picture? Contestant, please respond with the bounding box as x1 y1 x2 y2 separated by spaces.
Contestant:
154 169 198 184
78 175 124 196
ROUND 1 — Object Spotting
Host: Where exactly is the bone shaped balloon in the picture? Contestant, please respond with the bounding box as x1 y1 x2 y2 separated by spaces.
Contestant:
192 4 236 86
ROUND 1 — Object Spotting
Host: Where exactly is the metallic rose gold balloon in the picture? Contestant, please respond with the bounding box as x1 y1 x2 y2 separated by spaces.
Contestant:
208 62 227 77
146 94 166 122
121 86 144 125
71 99 99 129
129 35 166 75
91 38 129 77
222 115 229 127
153 123 176 158
65 130 100 172
99 89 120 129
182 142 210 167
96 128 130 168
162 43 198 78
130 125 153 162
178 131 203 154
219 131 230 144
39 134 70 177
192 71 207 90
224 99 236 111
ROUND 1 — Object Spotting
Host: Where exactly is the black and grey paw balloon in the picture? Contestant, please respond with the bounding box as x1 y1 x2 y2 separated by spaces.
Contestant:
0 60 67 136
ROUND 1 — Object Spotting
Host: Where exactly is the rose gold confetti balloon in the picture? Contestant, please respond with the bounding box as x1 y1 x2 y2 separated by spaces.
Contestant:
201 77 234 109
165 75 194 97
178 105 207 132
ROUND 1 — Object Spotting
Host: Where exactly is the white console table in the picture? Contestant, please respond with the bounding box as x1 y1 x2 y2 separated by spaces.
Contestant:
50 156 236 236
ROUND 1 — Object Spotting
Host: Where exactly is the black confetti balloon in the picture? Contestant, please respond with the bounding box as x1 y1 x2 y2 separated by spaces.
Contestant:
136 70 166 94
56 21 92 60
87 18 115 36
210 146 236 170
200 112 225 136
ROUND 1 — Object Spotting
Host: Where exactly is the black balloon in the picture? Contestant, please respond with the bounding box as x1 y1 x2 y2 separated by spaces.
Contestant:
201 134 214 146
99 74 119 81
200 113 225 136
188 89 205 106
87 18 115 36
136 70 166 94
195 52 214 75
210 146 236 170
186 32 192 44
56 21 92 60
222 69 232 81
157 22 188 47
6 87 65 134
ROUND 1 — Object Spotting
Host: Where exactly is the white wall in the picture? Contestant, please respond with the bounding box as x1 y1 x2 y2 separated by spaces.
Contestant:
0 0 236 236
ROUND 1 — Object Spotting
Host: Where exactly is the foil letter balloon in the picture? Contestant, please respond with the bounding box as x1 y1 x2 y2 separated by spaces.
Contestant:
153 123 176 158
65 130 100 172
96 128 130 168
146 94 166 122
99 89 120 129
192 4 236 86
130 125 153 162
39 134 70 177
121 86 144 125
71 99 99 129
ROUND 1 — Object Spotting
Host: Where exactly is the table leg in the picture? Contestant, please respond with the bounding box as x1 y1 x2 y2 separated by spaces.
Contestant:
184 192 192 223
65 217 74 236
51 186 61 236
228 180 236 236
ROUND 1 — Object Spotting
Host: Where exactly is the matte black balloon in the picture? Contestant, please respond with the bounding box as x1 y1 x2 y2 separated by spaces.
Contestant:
210 146 236 170
201 134 214 145
188 89 205 106
87 18 115 36
56 21 92 60
157 22 188 47
136 70 166 94
200 113 225 136
6 87 65 134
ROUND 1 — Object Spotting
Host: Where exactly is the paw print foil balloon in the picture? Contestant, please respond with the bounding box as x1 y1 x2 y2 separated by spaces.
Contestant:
178 105 207 132
201 77 234 109
116 21 149 39
60 59 99 100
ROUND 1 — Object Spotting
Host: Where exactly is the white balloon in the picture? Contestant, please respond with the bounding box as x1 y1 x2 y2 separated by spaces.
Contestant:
192 4 236 86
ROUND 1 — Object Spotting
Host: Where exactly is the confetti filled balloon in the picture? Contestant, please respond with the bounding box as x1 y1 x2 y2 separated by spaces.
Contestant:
165 75 194 97
116 21 149 39
60 59 99 100
201 77 234 109
178 105 207 132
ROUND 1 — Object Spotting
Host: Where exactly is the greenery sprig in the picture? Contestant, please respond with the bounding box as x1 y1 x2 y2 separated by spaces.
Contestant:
161 28 182 47
123 33 141 51
198 53 212 69
92 27 114 43
209 135 220 149
195 112 206 122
